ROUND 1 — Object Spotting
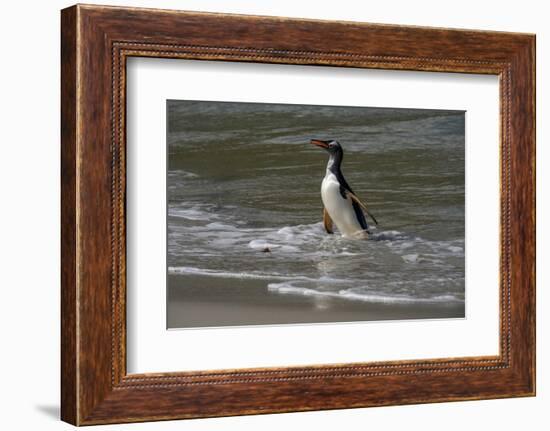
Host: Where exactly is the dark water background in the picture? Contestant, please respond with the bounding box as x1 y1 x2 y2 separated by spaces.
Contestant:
167 100 465 323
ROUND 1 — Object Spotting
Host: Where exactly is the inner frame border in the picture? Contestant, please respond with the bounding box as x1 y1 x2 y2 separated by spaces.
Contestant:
112 42 512 387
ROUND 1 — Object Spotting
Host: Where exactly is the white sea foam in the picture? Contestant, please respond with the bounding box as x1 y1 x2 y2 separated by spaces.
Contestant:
168 265 463 305
169 206 219 221
167 202 465 305
168 266 316 282
267 282 462 305
167 169 199 178
402 254 419 263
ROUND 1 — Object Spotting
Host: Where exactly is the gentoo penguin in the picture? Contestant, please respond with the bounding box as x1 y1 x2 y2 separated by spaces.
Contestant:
310 139 378 239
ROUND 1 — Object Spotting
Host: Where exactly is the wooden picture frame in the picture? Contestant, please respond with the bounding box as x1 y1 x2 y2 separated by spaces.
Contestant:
61 4 535 425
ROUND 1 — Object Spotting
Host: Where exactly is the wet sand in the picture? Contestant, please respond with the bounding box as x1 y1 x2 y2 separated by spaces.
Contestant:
167 274 465 329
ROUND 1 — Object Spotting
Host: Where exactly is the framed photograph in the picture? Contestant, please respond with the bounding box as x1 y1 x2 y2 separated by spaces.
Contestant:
61 4 535 425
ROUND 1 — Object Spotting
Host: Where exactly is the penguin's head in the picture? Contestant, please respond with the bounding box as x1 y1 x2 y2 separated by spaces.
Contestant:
310 139 342 156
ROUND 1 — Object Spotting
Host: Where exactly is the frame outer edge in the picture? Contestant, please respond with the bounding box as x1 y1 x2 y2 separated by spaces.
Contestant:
522 34 536 395
526 35 536 395
506 35 536 395
61 4 536 425
531 34 536 396
61 4 79 426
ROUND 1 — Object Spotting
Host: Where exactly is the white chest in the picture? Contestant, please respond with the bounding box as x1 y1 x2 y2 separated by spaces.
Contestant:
320 172 343 209
320 171 365 238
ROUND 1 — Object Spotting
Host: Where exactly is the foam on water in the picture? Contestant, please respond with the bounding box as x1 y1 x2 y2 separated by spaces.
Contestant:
167 202 465 305
168 263 463 305
267 282 462 305
169 266 316 282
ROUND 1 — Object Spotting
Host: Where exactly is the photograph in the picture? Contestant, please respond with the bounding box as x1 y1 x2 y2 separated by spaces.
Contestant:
166 100 466 328
46 1 537 427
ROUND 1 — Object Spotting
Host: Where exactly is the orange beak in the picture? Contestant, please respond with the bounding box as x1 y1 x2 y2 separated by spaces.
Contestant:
310 139 330 149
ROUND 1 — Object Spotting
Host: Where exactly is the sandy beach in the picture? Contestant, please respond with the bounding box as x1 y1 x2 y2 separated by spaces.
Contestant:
167 274 465 328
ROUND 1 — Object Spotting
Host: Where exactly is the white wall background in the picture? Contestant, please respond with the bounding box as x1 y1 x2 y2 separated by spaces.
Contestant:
0 0 546 429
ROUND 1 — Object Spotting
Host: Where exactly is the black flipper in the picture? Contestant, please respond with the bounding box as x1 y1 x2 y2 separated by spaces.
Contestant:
346 190 379 225
339 184 368 230
351 200 369 231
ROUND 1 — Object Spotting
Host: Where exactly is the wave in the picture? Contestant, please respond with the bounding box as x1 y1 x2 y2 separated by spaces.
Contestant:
168 266 464 305
168 266 315 282
167 203 464 305
169 206 218 221
167 204 464 268
267 282 463 305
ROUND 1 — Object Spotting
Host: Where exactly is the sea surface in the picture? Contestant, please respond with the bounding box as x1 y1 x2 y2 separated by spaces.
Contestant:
167 100 465 326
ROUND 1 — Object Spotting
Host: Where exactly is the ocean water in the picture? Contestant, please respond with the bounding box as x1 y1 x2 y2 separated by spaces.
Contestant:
167 100 465 322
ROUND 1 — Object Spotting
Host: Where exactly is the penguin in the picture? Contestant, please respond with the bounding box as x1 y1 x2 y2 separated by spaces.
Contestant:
310 139 378 239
